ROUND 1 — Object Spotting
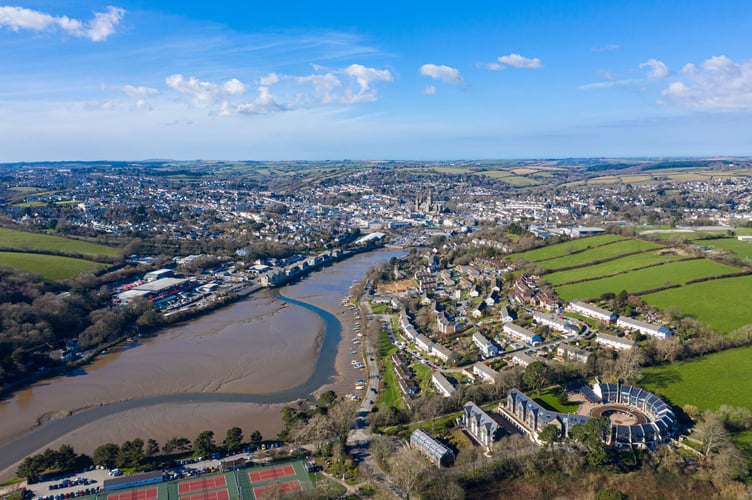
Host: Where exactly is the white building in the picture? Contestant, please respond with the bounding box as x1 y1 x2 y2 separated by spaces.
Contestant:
503 323 543 345
616 317 672 339
596 332 636 350
567 300 617 323
432 371 456 397
473 362 499 383
533 312 579 336
472 331 500 357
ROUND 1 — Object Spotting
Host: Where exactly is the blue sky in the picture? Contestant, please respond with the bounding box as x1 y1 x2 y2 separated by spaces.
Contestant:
1 1 751 161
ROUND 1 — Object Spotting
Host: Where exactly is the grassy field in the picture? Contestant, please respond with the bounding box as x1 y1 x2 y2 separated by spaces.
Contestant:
532 386 579 414
515 234 625 262
697 237 752 260
0 252 105 281
555 259 740 301
642 275 752 334
0 227 119 257
640 346 752 411
540 239 665 271
377 330 401 410
543 251 685 285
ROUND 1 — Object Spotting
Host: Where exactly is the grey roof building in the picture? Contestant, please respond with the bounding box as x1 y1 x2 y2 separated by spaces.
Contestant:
410 428 455 467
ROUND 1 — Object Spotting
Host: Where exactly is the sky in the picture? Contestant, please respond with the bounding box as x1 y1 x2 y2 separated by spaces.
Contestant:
1 1 752 161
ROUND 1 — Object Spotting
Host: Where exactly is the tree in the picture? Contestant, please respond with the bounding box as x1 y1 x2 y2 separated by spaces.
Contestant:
695 411 730 456
194 431 216 456
250 430 263 445
223 427 243 453
539 425 561 450
595 488 627 500
522 361 548 393
145 439 160 457
116 439 144 468
318 390 337 407
93 443 119 468
389 447 429 499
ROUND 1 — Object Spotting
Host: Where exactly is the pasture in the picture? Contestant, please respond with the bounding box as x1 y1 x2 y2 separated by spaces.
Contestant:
540 239 664 270
554 259 740 301
515 234 625 262
0 227 119 257
543 251 685 286
0 252 105 281
698 237 752 260
640 345 752 412
642 275 752 334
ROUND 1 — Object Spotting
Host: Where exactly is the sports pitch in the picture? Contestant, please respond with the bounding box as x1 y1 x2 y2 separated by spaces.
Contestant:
100 461 312 500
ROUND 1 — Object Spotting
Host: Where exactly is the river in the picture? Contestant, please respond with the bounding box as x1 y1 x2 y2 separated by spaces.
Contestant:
0 249 403 477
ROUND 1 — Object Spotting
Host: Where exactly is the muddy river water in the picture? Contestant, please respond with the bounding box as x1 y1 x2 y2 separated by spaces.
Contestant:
0 249 402 477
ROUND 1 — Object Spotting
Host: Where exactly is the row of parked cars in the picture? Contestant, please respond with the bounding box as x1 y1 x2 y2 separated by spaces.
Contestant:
38 486 101 500
48 478 94 490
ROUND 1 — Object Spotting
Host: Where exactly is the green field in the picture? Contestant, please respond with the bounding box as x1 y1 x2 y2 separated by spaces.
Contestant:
515 234 625 262
555 259 740 301
642 275 752 334
533 386 579 414
640 346 752 411
0 227 119 257
697 237 752 260
540 239 665 271
0 252 105 281
543 251 685 286
378 330 402 410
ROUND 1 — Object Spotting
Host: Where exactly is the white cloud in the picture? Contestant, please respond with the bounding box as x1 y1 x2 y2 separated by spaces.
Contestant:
118 85 159 98
132 99 152 112
165 74 249 108
497 53 543 69
259 73 280 86
578 79 643 91
476 62 503 71
0 5 124 42
424 85 436 95
419 64 463 84
164 64 392 116
591 44 620 52
640 58 669 80
660 55 752 110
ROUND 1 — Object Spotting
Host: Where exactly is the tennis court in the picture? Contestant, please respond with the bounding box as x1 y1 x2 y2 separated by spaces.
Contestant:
108 487 158 500
178 476 227 495
252 480 302 498
248 465 295 483
180 490 229 500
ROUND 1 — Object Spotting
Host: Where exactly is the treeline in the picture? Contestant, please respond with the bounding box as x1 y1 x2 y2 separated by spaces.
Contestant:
17 427 266 481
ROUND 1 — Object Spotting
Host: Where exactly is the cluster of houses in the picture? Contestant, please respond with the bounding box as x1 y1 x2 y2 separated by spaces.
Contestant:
567 300 672 348
398 311 457 364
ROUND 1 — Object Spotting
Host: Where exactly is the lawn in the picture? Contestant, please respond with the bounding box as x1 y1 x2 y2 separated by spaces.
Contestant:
543 251 685 286
377 330 401 410
532 386 579 414
642 275 752 334
514 234 625 262
555 259 740 301
411 362 432 391
640 346 752 412
0 227 119 257
540 239 664 270
0 252 106 281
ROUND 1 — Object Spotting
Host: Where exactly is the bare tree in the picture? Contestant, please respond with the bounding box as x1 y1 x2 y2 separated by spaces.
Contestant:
695 411 731 456
388 446 429 499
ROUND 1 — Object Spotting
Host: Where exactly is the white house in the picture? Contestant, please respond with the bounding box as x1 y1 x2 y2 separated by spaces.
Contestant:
472 331 500 357
432 371 456 397
503 323 543 345
473 362 499 383
616 317 672 339
596 332 636 350
533 312 579 336
567 300 617 324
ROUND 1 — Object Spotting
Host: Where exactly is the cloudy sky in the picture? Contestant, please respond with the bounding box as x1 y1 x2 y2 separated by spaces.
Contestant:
1 1 751 161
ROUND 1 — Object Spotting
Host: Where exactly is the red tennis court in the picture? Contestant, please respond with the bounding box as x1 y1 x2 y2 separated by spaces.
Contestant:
180 489 229 500
178 476 227 495
252 480 301 498
248 465 295 483
108 487 158 500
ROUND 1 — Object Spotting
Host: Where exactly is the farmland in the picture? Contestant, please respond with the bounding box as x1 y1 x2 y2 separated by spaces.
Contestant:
515 234 625 262
539 239 664 271
554 259 740 301
0 252 105 281
640 346 752 412
543 251 686 286
0 227 119 257
698 237 752 260
642 275 752 334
